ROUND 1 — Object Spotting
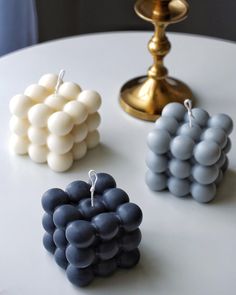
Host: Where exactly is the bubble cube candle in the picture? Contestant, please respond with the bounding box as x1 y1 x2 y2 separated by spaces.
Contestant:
42 172 143 287
9 71 101 172
146 100 233 203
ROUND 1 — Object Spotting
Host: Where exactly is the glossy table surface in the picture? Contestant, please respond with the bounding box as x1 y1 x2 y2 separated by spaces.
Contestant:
0 32 236 295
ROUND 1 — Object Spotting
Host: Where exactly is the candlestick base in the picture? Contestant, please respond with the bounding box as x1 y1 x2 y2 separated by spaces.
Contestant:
120 75 192 121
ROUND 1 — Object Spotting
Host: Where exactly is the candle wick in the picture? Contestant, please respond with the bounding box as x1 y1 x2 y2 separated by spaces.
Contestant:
55 69 65 94
88 170 98 207
184 99 195 128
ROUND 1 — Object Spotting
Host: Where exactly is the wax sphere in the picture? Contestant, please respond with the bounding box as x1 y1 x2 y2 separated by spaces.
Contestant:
41 188 68 214
208 113 233 135
72 141 87 160
64 101 88 124
28 126 48 145
192 164 219 185
58 82 81 100
86 112 101 132
9 94 33 118
155 116 179 135
78 90 101 114
93 259 117 277
28 144 48 163
167 177 190 197
92 213 119 240
47 133 73 155
215 152 226 168
78 198 106 220
66 265 94 287
117 249 140 269
147 129 171 154
145 170 167 191
194 140 221 166
66 220 95 248
85 130 100 149
146 151 168 173
116 203 142 232
47 111 74 136
170 135 194 160
72 123 88 143
10 135 29 155
9 116 29 136
24 84 49 102
54 248 68 269
65 180 91 202
28 103 52 127
38 73 58 91
119 229 142 251
53 204 82 228
66 245 95 268
89 172 116 194
42 213 55 234
102 188 129 211
45 94 67 111
161 102 186 121
201 127 227 148
177 123 202 141
53 229 68 249
185 108 209 127
47 152 73 172
96 240 119 260
43 233 56 254
223 138 232 154
168 159 191 179
191 183 216 203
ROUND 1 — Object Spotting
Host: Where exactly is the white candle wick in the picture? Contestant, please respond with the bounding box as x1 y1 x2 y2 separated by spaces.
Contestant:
184 99 195 128
88 170 98 207
55 69 65 94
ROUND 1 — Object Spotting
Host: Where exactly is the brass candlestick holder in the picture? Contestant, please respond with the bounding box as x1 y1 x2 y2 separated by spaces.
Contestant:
119 0 192 121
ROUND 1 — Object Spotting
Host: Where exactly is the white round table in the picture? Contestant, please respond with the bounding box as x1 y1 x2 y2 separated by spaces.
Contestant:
0 32 236 295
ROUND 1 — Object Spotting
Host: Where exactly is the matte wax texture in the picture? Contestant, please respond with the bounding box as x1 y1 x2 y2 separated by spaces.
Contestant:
9 73 101 172
42 173 143 287
146 102 233 203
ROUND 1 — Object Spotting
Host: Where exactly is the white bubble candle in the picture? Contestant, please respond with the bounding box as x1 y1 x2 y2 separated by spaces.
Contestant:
9 70 102 172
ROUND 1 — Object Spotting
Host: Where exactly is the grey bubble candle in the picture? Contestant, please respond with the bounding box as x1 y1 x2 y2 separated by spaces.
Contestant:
146 100 233 203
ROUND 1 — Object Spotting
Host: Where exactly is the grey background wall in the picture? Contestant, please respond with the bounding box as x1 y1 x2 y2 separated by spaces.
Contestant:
36 0 236 42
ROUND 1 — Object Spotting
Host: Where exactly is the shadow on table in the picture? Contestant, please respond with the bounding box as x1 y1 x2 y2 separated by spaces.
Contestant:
214 169 236 204
71 143 127 173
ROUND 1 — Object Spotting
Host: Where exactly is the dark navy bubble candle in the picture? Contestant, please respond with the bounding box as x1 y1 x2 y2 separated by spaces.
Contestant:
42 172 143 287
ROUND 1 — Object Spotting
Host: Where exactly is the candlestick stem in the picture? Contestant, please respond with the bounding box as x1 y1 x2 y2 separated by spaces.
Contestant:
148 23 170 79
119 0 192 121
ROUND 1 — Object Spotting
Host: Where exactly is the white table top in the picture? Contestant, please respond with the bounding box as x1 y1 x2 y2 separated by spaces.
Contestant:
0 32 236 295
